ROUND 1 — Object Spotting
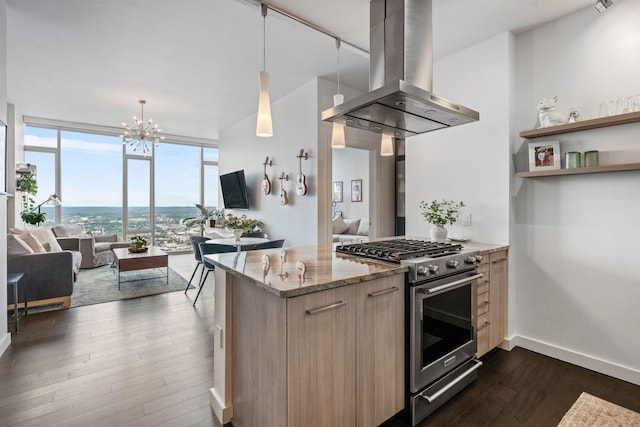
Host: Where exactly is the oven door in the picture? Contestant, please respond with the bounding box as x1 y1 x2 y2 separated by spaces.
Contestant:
410 271 482 393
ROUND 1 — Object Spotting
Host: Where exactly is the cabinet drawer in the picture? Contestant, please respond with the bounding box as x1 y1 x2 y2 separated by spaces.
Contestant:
477 297 490 315
476 279 489 296
476 253 489 267
477 263 490 275
476 312 490 332
476 322 490 357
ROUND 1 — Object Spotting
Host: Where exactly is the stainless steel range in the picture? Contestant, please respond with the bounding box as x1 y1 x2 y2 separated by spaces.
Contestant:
336 239 484 426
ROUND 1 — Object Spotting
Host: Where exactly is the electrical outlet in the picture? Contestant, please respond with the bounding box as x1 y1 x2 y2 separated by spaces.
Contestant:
461 213 472 226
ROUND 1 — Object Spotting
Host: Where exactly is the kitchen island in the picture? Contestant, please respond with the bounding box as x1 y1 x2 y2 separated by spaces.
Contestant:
205 244 408 427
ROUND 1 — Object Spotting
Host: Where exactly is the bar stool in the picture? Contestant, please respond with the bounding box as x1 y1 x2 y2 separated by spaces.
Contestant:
7 273 27 333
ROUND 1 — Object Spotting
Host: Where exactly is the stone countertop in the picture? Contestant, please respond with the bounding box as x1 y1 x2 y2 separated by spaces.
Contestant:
454 241 510 254
204 244 408 298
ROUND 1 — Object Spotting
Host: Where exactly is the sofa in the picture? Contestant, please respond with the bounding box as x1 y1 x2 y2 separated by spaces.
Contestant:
52 224 130 268
332 216 369 243
7 230 82 309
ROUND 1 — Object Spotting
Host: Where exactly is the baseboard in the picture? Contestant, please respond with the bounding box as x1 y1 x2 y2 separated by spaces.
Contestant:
0 332 11 358
210 387 233 424
514 335 640 386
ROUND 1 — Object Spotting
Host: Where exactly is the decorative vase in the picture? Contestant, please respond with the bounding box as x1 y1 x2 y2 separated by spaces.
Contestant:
233 229 243 242
430 224 447 243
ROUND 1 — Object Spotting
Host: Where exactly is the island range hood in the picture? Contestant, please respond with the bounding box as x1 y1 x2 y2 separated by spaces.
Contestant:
322 0 479 139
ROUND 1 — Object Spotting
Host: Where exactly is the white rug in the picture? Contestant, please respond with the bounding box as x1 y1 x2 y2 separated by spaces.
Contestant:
558 392 640 427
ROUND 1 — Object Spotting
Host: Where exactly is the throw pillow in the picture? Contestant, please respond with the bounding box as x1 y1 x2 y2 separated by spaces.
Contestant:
52 224 86 238
356 219 370 236
15 232 47 253
7 234 35 256
28 227 64 252
332 216 350 234
344 218 361 235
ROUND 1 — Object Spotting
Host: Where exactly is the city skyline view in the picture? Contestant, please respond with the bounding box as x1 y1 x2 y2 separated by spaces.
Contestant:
22 126 220 252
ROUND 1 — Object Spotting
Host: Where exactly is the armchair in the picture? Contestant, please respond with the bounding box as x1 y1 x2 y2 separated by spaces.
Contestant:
53 224 130 269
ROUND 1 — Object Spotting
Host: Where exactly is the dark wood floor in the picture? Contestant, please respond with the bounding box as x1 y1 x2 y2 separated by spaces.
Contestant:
382 347 640 427
2 283 639 426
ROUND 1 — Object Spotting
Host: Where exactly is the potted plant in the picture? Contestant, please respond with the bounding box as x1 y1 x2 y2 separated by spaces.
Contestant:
129 235 148 253
182 204 220 236
17 172 47 226
419 199 465 243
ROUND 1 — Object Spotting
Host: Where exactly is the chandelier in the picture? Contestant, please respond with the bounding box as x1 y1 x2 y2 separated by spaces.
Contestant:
120 99 164 154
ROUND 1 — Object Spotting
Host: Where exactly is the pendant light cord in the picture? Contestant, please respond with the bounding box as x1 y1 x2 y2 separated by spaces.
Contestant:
336 38 341 95
261 3 268 72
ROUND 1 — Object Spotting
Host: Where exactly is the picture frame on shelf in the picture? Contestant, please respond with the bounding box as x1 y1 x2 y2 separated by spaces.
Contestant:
528 140 561 171
351 179 362 202
332 181 343 203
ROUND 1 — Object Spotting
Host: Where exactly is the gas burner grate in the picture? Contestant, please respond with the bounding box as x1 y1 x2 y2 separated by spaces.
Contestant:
336 239 463 262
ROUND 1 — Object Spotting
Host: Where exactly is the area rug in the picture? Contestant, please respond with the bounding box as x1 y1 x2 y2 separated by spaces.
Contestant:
557 392 640 427
70 265 193 308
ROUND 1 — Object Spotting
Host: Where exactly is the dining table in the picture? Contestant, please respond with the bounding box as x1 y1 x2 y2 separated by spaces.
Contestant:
203 236 270 252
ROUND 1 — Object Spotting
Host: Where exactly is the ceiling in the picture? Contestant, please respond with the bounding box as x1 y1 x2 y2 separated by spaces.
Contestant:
6 0 596 141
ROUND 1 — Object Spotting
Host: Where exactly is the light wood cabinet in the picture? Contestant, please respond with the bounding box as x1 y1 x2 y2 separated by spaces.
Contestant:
288 285 357 427
475 249 509 357
231 273 405 427
356 275 405 427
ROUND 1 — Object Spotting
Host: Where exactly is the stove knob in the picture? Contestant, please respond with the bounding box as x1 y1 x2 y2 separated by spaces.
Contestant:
446 260 460 269
428 265 439 274
465 256 477 265
417 266 429 276
475 255 483 264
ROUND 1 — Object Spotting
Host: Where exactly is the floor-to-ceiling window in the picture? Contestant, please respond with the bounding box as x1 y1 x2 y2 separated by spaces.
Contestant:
203 147 219 210
23 127 58 227
23 122 219 253
154 143 200 250
60 131 123 236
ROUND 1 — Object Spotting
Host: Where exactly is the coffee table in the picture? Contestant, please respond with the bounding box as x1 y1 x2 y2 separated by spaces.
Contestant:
112 246 169 289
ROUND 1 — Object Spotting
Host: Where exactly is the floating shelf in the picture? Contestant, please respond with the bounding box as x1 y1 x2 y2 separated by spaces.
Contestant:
519 111 640 138
516 162 640 178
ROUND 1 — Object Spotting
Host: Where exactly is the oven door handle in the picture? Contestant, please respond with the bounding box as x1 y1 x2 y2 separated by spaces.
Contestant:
418 273 484 297
419 359 483 404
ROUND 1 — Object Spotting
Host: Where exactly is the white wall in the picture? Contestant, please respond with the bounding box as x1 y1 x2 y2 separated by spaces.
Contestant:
0 0 9 357
332 147 369 220
220 79 321 248
0 0 6 122
405 32 512 245
512 2 640 384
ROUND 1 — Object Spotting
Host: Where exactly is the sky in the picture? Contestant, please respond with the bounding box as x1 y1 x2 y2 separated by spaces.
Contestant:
24 126 219 208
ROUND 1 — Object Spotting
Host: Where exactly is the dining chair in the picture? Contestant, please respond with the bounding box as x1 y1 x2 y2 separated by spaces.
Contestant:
193 242 237 305
185 236 211 294
241 231 269 239
241 239 285 251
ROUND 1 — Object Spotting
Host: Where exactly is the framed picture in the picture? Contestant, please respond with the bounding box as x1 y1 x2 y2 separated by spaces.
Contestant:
332 181 343 203
528 141 561 171
351 179 362 202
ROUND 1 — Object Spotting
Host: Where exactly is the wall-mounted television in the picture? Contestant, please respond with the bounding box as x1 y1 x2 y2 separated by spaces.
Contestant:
220 169 249 210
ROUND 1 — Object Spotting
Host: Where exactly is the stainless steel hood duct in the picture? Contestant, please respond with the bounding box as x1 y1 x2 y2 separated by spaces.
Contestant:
322 0 479 139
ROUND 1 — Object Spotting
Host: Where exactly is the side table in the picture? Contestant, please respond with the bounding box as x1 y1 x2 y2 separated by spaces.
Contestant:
7 273 27 333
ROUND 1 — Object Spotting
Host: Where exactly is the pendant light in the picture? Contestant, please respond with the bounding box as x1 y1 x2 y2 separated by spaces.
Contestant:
331 38 346 149
256 3 273 137
380 134 394 156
